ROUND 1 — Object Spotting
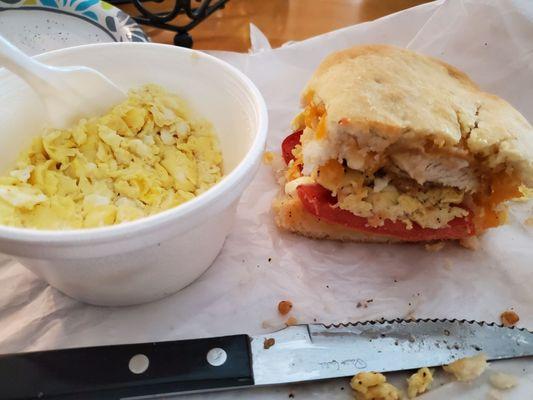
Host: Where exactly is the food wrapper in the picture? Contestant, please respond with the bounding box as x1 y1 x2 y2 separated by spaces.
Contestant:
0 0 532 398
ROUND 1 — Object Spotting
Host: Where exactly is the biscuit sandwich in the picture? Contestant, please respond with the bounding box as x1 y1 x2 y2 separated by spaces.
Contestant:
273 45 532 243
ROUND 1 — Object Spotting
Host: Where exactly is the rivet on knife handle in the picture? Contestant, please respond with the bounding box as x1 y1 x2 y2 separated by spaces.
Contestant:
0 334 253 400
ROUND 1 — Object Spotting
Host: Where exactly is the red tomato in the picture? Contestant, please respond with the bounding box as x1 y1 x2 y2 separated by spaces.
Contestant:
281 130 303 164
297 184 475 241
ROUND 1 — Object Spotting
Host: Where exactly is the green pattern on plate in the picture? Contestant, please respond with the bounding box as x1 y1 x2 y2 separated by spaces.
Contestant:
0 0 149 42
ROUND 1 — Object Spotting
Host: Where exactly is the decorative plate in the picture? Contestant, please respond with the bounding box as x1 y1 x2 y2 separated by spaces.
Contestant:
0 0 149 55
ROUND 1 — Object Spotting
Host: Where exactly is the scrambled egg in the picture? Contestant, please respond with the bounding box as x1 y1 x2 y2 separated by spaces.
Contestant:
350 372 401 400
284 150 468 229
443 354 488 382
489 372 518 390
339 184 468 229
0 84 222 229
406 368 433 399
337 181 468 229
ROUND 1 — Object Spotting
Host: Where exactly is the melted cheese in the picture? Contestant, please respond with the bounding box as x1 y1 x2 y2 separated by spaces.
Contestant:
303 103 325 131
315 113 328 140
315 159 345 194
473 172 522 230
284 144 304 182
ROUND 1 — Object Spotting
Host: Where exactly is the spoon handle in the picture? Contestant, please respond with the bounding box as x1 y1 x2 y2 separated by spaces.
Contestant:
0 35 62 94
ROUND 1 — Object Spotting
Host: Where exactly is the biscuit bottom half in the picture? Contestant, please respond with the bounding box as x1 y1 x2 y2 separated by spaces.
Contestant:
273 193 402 243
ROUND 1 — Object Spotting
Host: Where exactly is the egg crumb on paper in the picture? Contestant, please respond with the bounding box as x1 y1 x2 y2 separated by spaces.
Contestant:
0 84 222 229
350 371 401 400
489 372 518 390
443 353 488 381
406 367 433 398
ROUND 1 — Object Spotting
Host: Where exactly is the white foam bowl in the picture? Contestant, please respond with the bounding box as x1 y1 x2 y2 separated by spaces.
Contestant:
0 43 268 306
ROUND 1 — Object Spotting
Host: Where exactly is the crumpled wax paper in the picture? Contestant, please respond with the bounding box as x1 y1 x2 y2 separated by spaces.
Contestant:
1 0 532 398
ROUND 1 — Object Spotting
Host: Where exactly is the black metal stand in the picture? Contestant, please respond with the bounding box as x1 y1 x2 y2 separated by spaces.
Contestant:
108 0 229 48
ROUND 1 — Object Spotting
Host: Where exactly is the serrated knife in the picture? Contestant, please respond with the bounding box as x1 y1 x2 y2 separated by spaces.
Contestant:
0 319 531 399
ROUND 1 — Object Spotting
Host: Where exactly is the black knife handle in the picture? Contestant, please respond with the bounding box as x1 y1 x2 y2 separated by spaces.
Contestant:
0 334 253 399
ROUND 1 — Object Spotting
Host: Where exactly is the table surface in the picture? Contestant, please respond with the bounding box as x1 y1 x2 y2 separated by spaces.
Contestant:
121 0 432 52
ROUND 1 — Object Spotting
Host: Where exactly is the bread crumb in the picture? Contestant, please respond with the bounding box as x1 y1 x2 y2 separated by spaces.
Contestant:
489 372 518 390
278 300 293 315
338 117 351 126
261 320 280 330
500 310 519 327
263 337 276 350
407 367 433 398
459 236 480 250
286 316 298 326
443 354 487 381
425 242 445 252
357 299 374 308
518 186 533 200
267 150 288 184
524 217 533 226
444 258 453 270
350 371 401 400
404 309 416 321
263 151 275 165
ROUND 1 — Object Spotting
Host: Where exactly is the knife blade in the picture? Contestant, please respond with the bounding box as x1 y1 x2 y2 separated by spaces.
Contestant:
0 319 530 399
251 318 533 385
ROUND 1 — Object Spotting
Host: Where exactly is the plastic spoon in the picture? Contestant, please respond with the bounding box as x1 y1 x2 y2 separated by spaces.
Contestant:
0 35 126 130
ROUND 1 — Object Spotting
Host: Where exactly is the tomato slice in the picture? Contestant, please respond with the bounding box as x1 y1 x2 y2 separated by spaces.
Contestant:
297 184 475 241
281 130 303 164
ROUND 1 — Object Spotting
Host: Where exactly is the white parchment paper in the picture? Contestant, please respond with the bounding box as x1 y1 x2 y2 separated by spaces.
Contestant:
0 0 532 398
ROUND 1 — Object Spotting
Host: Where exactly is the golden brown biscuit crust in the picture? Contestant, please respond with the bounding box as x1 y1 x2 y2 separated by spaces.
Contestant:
303 45 533 185
273 193 400 243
